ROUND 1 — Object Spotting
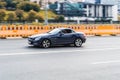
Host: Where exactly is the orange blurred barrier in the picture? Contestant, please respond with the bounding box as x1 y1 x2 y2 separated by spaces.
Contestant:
0 24 120 39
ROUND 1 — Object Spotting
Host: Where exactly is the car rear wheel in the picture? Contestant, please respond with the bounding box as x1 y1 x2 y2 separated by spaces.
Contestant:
74 38 83 47
41 39 51 48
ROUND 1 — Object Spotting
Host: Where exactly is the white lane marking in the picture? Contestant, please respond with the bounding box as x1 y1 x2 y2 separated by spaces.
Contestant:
92 60 120 64
0 47 120 56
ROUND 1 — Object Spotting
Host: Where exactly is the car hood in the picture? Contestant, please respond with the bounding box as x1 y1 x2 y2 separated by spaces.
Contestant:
30 33 50 38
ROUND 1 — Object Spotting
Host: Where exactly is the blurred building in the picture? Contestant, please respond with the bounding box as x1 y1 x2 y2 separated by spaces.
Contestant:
30 0 118 21
30 0 84 5
85 0 118 4
101 0 118 5
30 0 84 9
95 0 101 4
118 0 120 14
85 0 95 3
100 0 119 14
49 1 118 21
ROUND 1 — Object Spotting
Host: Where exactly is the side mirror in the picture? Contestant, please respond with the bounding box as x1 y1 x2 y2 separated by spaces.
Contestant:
59 32 64 36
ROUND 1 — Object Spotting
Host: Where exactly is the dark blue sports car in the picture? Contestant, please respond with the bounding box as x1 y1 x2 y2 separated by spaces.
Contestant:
28 28 86 48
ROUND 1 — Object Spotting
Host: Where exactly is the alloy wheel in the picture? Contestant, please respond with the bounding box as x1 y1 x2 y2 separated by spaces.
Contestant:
74 38 82 47
42 39 51 48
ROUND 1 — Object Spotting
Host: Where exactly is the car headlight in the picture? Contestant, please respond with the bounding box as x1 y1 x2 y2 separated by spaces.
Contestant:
34 37 41 41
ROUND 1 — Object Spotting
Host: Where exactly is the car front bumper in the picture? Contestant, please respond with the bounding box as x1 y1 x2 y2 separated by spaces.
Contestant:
28 38 42 46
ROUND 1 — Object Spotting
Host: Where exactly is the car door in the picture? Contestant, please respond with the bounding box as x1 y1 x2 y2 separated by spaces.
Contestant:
58 29 74 44
61 33 73 44
65 29 76 43
53 32 66 44
49 31 65 45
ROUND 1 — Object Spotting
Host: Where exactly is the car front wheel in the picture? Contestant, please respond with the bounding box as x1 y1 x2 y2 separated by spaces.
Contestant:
74 38 83 47
41 39 51 48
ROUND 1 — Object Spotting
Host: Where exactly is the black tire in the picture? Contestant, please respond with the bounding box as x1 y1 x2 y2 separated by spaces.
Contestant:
74 38 83 47
41 39 51 48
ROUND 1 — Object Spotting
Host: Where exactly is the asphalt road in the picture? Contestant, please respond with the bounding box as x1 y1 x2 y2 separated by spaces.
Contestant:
0 36 120 80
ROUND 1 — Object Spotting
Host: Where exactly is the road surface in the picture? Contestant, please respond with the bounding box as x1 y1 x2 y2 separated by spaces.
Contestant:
0 36 120 80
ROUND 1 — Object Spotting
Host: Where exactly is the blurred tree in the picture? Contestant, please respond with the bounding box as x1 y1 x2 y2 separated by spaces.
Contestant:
15 9 24 21
55 15 65 22
7 12 17 21
118 16 120 21
27 10 37 21
0 2 6 9
4 0 13 8
36 14 44 22
0 0 6 1
0 9 6 21
32 3 40 12
17 2 40 12
4 0 29 9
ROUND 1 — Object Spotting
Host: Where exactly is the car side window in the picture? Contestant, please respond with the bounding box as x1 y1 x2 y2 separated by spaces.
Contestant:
61 30 67 34
61 29 73 34
66 30 72 33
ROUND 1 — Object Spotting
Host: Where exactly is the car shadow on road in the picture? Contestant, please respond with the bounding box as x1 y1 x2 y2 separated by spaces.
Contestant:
27 45 85 49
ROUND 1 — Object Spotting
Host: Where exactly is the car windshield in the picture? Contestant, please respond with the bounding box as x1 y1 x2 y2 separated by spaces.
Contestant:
48 29 60 34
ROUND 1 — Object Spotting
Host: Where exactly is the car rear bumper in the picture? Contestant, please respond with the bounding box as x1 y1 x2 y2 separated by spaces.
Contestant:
82 37 86 43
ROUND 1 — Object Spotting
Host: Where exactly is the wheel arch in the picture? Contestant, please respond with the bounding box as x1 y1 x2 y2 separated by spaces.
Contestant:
74 36 84 43
41 38 52 45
